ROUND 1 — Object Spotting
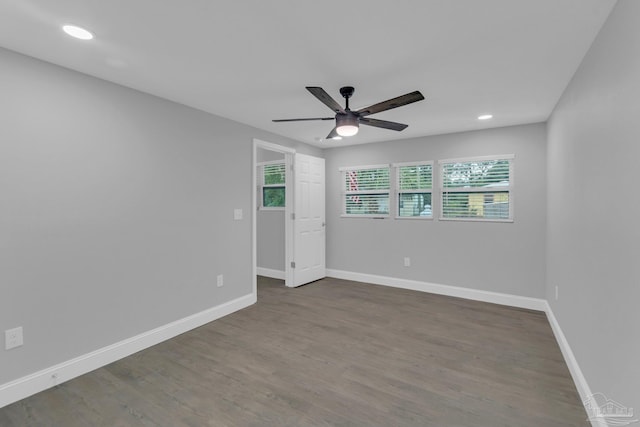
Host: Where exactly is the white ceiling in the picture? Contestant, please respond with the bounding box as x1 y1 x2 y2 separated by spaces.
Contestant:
0 0 616 147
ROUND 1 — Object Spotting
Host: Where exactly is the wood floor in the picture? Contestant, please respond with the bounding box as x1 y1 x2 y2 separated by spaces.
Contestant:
1 276 588 426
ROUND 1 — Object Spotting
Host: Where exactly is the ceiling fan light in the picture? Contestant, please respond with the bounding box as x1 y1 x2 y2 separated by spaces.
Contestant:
336 125 358 137
336 114 359 137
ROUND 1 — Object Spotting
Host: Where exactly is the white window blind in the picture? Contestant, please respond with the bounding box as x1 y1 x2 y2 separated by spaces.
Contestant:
395 162 433 218
260 161 285 209
341 165 390 216
439 155 513 221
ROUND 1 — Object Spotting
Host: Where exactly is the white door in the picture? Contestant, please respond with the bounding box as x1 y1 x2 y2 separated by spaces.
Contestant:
291 153 325 287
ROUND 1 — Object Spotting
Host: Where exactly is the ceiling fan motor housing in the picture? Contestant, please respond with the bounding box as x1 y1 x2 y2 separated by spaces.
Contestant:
336 111 359 136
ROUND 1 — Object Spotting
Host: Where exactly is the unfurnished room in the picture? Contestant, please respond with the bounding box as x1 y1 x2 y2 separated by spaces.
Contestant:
0 1 638 426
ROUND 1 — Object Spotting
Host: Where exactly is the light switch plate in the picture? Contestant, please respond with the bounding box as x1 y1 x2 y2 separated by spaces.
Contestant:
234 209 243 220
5 326 23 350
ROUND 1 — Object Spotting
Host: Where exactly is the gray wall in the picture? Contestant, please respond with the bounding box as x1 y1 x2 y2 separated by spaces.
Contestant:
324 123 547 298
256 148 286 272
0 47 317 385
547 0 639 412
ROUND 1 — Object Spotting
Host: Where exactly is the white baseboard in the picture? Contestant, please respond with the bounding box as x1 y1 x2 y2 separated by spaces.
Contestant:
543 302 604 427
326 269 547 311
0 293 256 409
257 267 285 280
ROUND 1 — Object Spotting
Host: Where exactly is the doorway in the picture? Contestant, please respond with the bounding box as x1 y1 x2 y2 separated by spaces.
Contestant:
252 139 326 295
253 140 294 292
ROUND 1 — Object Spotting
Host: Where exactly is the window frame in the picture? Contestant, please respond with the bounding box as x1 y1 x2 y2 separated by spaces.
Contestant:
393 161 434 220
340 164 391 218
258 160 286 210
438 154 514 223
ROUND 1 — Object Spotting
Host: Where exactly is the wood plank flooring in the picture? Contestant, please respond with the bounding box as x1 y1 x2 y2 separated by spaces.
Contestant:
0 276 588 426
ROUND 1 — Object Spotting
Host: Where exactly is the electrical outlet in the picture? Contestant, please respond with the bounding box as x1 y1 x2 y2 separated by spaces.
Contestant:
404 257 411 267
5 326 23 350
555 285 559 301
217 274 224 287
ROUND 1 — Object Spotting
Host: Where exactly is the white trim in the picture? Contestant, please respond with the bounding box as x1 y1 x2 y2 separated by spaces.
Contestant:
438 153 515 164
442 186 510 193
253 139 296 154
394 216 433 220
340 214 389 219
284 151 294 287
326 269 546 311
391 160 435 168
252 142 258 296
439 217 514 223
543 302 604 427
0 293 255 409
256 267 286 280
339 163 389 172
257 159 287 166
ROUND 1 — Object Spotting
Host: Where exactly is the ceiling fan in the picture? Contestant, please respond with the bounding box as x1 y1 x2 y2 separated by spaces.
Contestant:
273 86 425 140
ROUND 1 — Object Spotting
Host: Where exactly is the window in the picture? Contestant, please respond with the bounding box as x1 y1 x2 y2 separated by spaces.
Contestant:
340 165 390 216
439 155 513 221
395 161 433 218
259 161 285 209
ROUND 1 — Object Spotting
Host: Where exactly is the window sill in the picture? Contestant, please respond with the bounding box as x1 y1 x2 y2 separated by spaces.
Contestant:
395 216 434 220
340 214 389 219
438 217 514 223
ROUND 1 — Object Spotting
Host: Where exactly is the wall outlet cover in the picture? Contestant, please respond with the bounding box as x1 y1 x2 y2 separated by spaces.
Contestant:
5 326 24 350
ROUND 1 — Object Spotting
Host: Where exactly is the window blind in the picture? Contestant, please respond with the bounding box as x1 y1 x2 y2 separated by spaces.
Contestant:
440 156 513 221
396 162 433 218
342 166 390 216
263 163 286 185
261 162 285 208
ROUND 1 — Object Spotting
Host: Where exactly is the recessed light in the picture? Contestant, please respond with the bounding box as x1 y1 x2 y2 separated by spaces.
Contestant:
63 25 94 40
478 114 493 120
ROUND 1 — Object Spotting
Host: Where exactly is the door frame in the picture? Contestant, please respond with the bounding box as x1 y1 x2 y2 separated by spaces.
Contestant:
252 139 295 294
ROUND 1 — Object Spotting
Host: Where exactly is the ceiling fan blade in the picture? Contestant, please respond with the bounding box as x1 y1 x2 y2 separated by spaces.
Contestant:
360 117 408 131
326 127 340 139
306 87 346 114
272 117 334 122
356 91 424 117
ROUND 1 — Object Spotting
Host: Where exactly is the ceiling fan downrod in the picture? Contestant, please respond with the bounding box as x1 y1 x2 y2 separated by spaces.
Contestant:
339 86 355 110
